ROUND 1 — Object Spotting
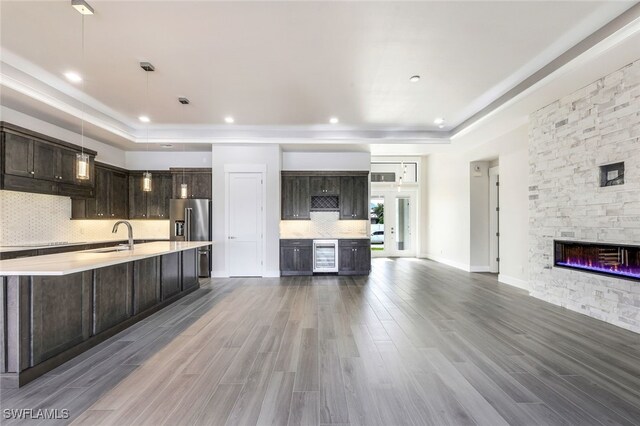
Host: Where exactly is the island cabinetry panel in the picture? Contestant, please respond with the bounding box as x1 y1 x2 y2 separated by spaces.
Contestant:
93 263 134 335
30 272 92 365
134 257 160 314
161 252 181 300
182 249 198 291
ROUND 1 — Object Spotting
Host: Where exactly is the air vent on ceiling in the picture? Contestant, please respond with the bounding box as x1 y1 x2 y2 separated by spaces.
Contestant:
140 62 155 72
178 97 190 105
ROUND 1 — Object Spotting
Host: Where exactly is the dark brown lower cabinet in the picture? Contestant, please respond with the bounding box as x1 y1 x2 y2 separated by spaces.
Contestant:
280 240 313 276
93 263 134 334
30 272 92 365
338 239 371 275
161 252 181 300
134 257 161 314
182 249 198 290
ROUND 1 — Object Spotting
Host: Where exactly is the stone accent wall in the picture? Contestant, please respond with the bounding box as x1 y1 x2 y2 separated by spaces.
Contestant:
529 59 640 333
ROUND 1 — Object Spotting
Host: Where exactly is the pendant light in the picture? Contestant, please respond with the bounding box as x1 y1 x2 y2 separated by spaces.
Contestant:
74 1 93 180
179 97 189 198
141 62 154 192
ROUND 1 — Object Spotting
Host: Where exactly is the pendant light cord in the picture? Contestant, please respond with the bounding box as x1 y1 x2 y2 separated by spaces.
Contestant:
80 14 85 156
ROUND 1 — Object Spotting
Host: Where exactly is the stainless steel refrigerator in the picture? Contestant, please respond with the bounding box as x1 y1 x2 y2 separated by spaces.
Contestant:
170 199 212 277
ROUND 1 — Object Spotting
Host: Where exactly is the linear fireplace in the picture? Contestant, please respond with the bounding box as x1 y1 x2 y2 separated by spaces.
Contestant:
554 240 640 281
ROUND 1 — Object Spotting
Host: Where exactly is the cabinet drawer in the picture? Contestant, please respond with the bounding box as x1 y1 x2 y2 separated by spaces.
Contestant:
280 239 313 247
339 239 370 247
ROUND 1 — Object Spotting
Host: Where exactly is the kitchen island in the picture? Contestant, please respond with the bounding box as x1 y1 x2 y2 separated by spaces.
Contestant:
0 241 212 388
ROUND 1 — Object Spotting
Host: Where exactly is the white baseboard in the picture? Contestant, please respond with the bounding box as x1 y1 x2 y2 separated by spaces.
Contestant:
469 266 491 272
264 270 281 278
422 254 471 272
212 270 228 278
498 274 530 292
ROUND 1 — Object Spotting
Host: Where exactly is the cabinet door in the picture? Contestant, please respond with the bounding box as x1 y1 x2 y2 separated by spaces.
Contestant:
296 246 313 273
129 175 148 219
281 176 296 219
310 176 324 195
182 249 198 290
191 172 212 199
94 263 133 334
58 148 77 184
280 246 297 273
352 176 368 219
339 247 355 272
295 176 310 219
339 177 354 219
33 141 57 181
95 166 111 217
161 252 181 300
133 257 160 314
3 132 33 177
146 173 171 219
324 176 340 195
353 245 371 273
110 171 128 218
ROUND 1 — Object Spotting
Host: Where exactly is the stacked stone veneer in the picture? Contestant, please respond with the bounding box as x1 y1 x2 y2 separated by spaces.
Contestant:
529 59 640 333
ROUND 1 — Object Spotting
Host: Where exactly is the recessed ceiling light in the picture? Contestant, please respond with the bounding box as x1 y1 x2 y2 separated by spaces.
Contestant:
329 117 339 124
178 97 190 105
434 117 445 125
139 116 150 123
438 124 445 129
224 116 234 124
71 0 94 15
161 144 173 149
64 72 82 83
409 75 421 82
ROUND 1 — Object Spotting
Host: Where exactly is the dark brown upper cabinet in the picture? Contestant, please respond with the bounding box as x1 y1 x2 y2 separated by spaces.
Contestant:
281 175 310 220
170 168 212 200
129 171 172 219
310 176 340 196
72 163 128 219
339 175 368 220
1 122 96 198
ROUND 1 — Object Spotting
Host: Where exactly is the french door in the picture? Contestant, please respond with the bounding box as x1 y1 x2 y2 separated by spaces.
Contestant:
370 189 416 257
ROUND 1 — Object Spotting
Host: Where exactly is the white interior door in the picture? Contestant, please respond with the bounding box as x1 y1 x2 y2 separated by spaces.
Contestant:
228 172 263 277
370 190 416 257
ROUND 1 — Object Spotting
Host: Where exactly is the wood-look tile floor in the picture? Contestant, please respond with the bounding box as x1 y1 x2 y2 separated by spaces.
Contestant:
2 258 640 425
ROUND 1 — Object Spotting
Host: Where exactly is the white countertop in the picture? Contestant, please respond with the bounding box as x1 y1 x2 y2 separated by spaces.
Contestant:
0 239 169 253
0 241 212 276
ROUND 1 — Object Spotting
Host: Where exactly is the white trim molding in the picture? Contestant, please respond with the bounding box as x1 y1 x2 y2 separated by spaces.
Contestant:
422 254 471 272
498 274 530 292
469 266 492 273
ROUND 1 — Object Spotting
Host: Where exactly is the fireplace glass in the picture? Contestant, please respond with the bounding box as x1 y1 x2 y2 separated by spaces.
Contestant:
554 240 640 281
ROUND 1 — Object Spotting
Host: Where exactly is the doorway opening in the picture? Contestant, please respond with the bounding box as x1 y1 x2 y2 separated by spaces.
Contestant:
370 190 416 257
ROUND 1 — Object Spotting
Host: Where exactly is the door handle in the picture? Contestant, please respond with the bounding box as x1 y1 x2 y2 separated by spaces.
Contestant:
184 208 193 241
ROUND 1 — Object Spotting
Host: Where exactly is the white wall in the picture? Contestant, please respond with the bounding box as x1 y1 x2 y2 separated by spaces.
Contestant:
469 161 490 270
1 106 127 168
282 152 370 171
125 151 212 170
211 144 281 277
423 125 529 289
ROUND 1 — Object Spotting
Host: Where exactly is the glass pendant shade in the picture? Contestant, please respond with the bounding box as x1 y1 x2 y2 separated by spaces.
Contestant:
142 172 152 192
180 183 188 199
76 152 90 180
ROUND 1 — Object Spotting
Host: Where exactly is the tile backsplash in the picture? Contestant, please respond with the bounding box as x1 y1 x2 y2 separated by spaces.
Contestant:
280 211 368 238
0 190 169 245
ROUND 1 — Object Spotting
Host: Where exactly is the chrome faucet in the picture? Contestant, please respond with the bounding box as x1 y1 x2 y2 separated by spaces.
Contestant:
112 220 134 250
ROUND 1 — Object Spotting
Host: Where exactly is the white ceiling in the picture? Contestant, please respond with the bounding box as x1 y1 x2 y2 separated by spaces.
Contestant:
0 1 637 153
